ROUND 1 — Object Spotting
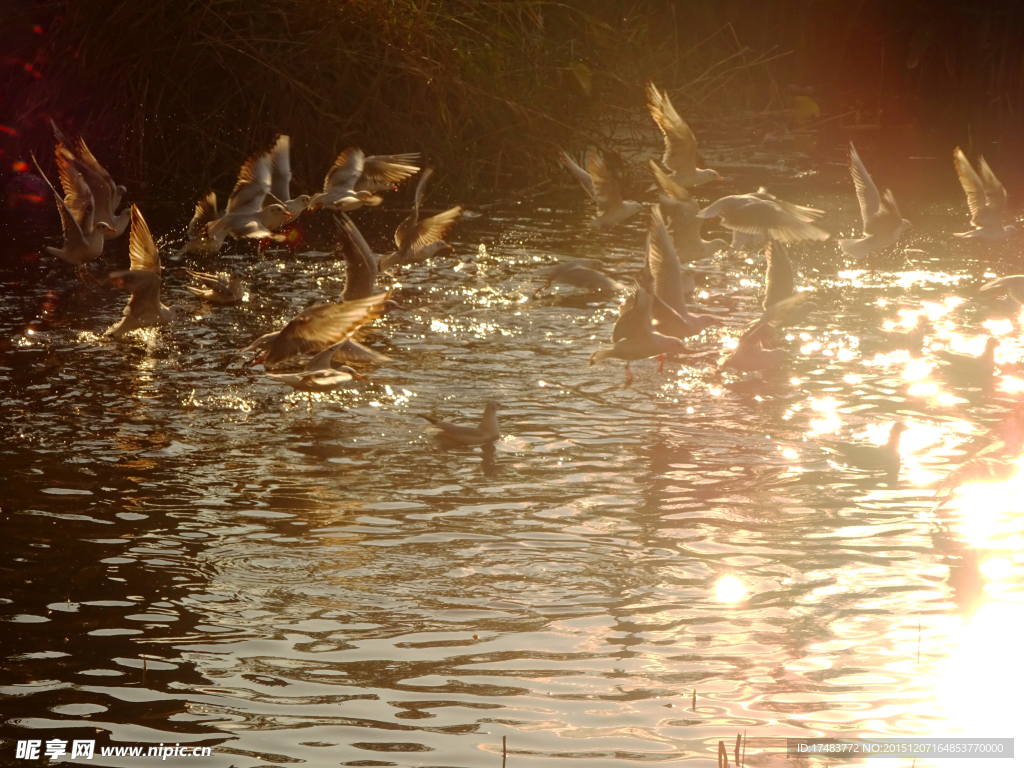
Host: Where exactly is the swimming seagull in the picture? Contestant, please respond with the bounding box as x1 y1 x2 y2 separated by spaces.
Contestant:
241 291 390 367
645 205 725 340
378 169 462 272
33 149 115 274
559 150 644 228
589 279 690 387
106 206 189 337
820 422 906 482
260 134 310 231
419 401 503 446
206 153 287 241
175 192 224 258
646 82 721 188
698 190 828 244
953 147 1017 239
840 143 911 260
532 259 624 296
650 161 727 259
308 148 420 212
183 269 245 304
50 121 129 239
934 337 999 382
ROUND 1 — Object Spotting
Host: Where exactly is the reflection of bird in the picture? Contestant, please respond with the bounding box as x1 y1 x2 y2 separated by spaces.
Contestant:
559 150 643 228
533 259 623 296
420 401 503 445
378 169 461 272
107 206 189 337
242 291 390 367
646 82 720 188
821 422 906 481
590 279 690 387
953 147 1016 239
935 337 998 382
184 269 245 304
840 143 911 260
698 190 828 244
308 148 420 212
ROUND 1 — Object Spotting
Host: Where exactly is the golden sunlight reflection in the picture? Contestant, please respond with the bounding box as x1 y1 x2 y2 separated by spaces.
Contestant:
807 397 841 435
714 575 747 603
946 466 1024 549
902 358 933 381
982 318 1014 336
936 603 1024 738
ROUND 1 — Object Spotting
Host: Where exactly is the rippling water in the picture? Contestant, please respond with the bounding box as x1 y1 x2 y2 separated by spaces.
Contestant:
3 138 1024 767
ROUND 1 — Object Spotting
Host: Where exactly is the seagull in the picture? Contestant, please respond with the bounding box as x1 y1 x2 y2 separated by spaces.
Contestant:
33 149 115 274
183 269 245 304
307 148 420 212
646 82 720 188
106 206 189 337
175 192 224 258
241 291 390 367
50 121 129 239
698 190 828 244
718 293 814 373
336 214 382 302
979 274 1024 305
645 205 725 340
821 422 906 482
267 363 362 409
419 401 503 446
650 161 727 258
260 135 310 231
934 337 999 382
532 259 624 296
840 143 911 260
206 153 287 241
559 150 643 228
954 147 1016 239
589 279 690 387
377 169 462 272
864 314 928 352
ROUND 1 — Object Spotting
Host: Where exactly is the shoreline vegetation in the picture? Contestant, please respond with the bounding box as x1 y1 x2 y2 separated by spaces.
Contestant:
5 1 1024 201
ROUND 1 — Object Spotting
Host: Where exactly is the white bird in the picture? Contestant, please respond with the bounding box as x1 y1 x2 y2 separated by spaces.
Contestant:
206 153 286 241
645 205 725 340
420 401 503 446
51 121 129 239
532 259 624 296
650 160 727 258
954 147 1016 239
260 134 310 231
559 150 643 228
183 269 245 304
266 340 365 408
720 293 815 373
33 148 115 273
175 192 224 258
980 274 1024 305
106 206 188 337
698 191 828 244
241 291 390 367
378 169 462 272
646 82 720 188
308 148 420 212
840 143 911 260
590 280 690 387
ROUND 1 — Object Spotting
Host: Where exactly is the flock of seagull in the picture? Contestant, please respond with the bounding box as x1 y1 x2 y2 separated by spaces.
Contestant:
27 82 1024 498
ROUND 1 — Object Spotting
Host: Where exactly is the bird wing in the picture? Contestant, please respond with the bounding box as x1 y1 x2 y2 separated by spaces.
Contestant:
55 145 95 231
763 241 794 309
404 206 462 256
71 137 117 219
650 160 696 208
263 292 390 366
187 192 219 238
184 269 230 292
336 214 378 301
588 152 624 213
559 150 597 201
323 147 363 193
225 153 271 214
849 143 882 229
110 269 162 320
395 167 432 249
357 152 421 192
646 205 686 311
978 155 1008 221
33 153 87 247
127 205 161 275
647 82 697 177
612 281 654 342
954 146 989 226
267 134 292 202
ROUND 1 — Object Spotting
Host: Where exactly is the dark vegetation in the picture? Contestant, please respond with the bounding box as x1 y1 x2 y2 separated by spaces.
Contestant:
4 0 1024 200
